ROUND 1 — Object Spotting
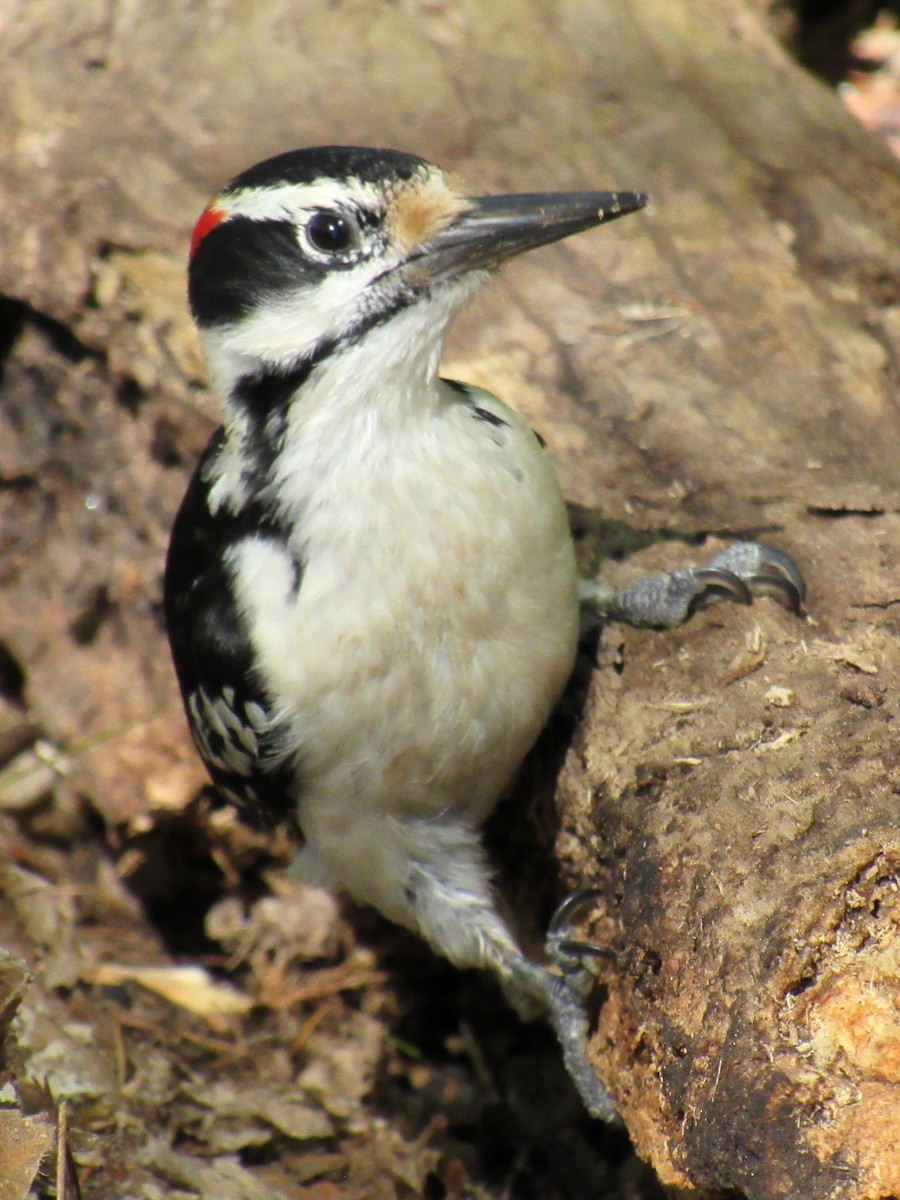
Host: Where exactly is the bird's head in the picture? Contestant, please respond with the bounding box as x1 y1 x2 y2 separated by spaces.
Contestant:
188 146 647 398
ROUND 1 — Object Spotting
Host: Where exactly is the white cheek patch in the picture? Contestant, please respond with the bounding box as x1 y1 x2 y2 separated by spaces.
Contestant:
213 256 403 370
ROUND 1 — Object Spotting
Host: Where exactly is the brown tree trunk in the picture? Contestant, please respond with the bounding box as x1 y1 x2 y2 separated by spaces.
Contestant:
1 1 898 1196
537 5 900 1197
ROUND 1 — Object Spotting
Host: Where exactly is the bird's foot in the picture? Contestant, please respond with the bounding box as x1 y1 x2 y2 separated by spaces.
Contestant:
545 888 615 992
538 888 619 1122
579 540 805 631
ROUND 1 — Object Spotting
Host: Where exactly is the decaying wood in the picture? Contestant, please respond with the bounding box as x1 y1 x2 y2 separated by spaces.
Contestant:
1 1 898 1196
542 6 900 1197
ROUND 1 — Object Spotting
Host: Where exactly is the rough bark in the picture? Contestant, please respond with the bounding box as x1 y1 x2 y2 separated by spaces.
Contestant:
1 1 898 1197
542 5 900 1197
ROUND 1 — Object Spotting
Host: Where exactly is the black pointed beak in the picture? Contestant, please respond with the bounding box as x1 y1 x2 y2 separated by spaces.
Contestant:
413 189 648 281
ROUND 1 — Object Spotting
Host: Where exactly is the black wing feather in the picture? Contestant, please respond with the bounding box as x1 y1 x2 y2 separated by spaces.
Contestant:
164 431 299 828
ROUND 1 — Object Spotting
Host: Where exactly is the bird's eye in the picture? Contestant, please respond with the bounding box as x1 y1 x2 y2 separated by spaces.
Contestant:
305 210 357 256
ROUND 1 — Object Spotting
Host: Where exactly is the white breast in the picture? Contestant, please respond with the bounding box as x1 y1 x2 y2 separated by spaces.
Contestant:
229 375 578 833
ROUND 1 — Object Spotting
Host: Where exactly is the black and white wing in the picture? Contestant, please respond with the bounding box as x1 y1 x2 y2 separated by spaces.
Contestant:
164 431 298 828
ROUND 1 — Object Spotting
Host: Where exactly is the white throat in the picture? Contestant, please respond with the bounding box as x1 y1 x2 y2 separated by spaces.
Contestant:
201 272 487 518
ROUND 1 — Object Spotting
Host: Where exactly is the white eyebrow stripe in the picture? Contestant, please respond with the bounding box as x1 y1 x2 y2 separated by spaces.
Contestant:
218 179 385 223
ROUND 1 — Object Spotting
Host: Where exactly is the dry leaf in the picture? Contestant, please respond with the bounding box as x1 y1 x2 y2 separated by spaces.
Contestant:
139 1137 294 1200
0 955 30 1031
0 1111 54 1200
754 729 802 754
723 627 767 683
183 1079 333 1144
91 963 252 1018
824 644 879 675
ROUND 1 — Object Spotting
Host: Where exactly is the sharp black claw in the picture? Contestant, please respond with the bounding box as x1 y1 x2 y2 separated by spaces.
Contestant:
691 567 753 609
553 936 618 967
546 888 615 982
547 887 605 937
693 547 806 617
745 571 804 613
758 549 805 593
704 542 806 608
753 549 806 607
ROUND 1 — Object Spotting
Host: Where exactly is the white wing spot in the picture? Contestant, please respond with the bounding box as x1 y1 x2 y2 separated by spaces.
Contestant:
187 688 257 777
244 701 270 730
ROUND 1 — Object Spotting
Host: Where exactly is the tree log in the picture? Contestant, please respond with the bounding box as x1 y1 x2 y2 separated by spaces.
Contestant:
540 5 900 1197
1 1 898 1196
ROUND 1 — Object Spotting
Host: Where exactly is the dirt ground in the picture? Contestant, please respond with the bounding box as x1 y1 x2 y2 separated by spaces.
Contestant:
1 3 899 1198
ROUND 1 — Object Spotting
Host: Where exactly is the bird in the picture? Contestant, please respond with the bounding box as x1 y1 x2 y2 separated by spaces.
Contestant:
164 145 804 1120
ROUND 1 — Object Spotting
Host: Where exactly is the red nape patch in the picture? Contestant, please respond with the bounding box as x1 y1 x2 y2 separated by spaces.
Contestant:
189 204 226 259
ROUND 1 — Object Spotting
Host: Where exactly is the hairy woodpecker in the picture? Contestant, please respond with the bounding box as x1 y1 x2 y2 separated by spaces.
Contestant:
165 146 804 1120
